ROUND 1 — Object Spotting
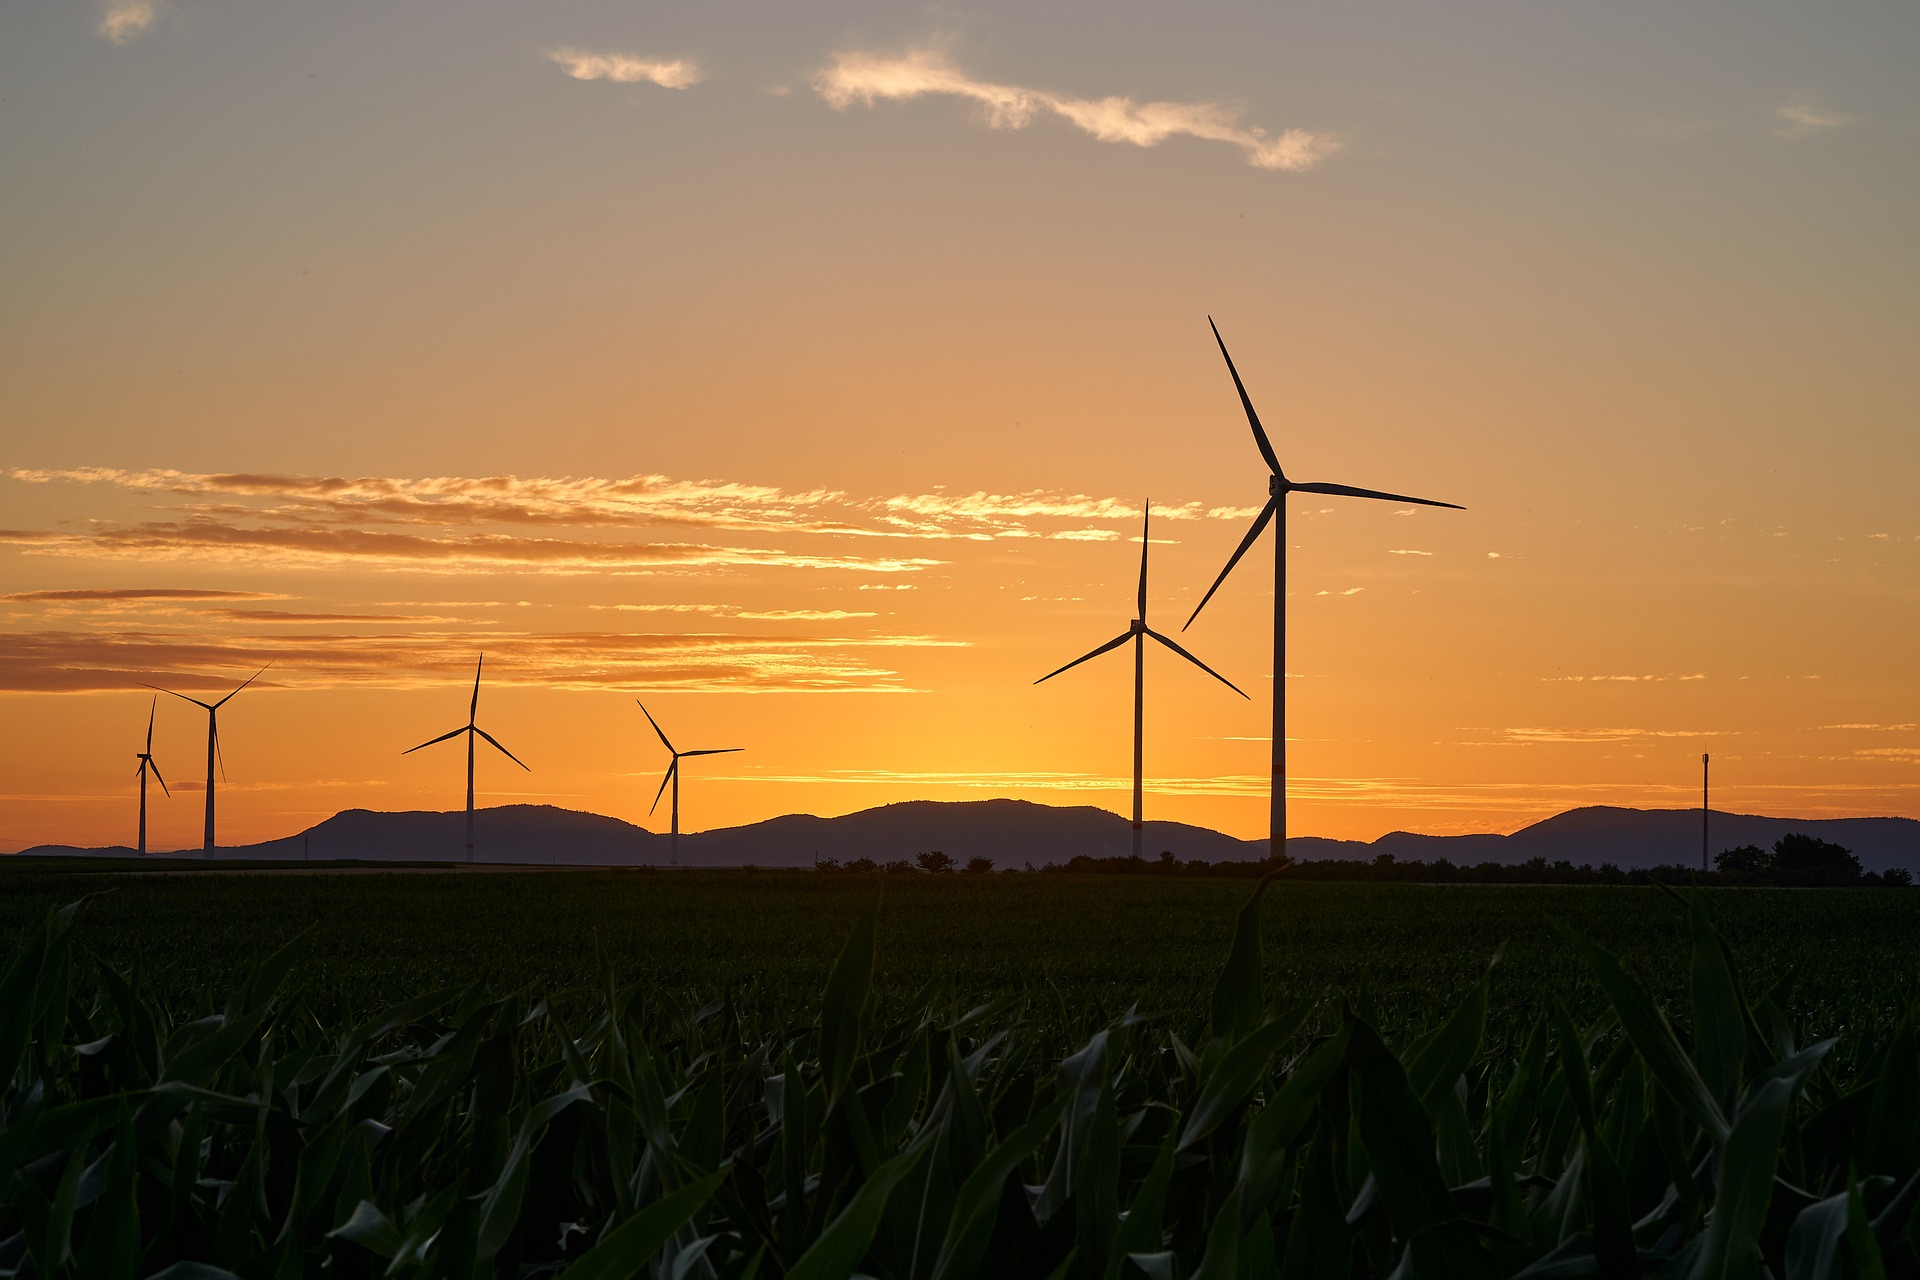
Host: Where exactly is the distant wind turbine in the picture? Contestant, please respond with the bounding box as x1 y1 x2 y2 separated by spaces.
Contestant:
637 702 741 867
403 654 528 862
1184 318 1462 858
144 663 273 858
1036 501 1247 858
133 696 170 855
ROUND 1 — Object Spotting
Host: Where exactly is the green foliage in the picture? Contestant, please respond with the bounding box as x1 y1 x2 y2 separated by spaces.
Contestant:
3 879 1920 1278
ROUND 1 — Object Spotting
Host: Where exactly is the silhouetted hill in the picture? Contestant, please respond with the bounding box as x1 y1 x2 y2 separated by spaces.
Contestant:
678 800 1259 867
15 801 1919 873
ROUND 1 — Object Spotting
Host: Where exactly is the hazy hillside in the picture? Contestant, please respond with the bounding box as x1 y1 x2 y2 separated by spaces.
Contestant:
18 801 1920 873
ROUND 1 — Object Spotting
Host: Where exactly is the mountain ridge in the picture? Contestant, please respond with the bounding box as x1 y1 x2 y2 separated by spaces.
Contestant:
16 800 1920 873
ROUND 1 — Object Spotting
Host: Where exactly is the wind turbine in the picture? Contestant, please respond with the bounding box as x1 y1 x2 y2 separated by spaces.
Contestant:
403 654 528 862
637 702 741 867
144 663 273 858
133 696 170 855
1184 318 1462 858
1035 501 1247 858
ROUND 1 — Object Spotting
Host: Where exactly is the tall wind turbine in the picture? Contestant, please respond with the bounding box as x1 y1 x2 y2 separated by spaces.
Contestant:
403 654 529 862
1035 501 1247 858
1184 318 1462 858
144 663 273 858
134 696 170 855
637 702 741 867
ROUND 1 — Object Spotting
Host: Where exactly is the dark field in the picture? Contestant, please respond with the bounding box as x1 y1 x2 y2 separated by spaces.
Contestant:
3 861 1914 1062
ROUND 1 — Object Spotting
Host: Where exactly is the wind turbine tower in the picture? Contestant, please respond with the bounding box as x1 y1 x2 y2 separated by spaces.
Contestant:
134 696 170 854
1184 319 1462 859
638 702 742 866
1036 501 1247 858
403 654 529 862
145 663 272 858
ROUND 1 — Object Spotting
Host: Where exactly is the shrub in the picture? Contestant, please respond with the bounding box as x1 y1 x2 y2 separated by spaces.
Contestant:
963 856 995 875
915 850 956 875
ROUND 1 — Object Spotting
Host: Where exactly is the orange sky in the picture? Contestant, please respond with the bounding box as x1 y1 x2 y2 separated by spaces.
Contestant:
2 0 1916 851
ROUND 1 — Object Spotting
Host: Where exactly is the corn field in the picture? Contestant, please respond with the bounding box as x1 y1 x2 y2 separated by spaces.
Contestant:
2 877 1916 1279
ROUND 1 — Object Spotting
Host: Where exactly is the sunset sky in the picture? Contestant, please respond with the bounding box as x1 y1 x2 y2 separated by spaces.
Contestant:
2 0 1916 852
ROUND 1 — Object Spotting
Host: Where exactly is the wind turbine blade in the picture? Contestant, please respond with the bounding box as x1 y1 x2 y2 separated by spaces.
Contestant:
680 747 744 758
140 682 214 711
1136 500 1150 621
213 660 274 709
146 697 156 751
214 722 227 783
635 701 676 754
469 654 483 724
1033 631 1135 685
649 760 676 815
1144 628 1250 699
403 726 469 754
1208 317 1284 477
151 760 171 796
1182 496 1278 631
474 726 531 771
1289 480 1463 510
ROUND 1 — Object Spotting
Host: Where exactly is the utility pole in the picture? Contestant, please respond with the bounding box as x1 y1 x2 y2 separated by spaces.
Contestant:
1701 753 1710 873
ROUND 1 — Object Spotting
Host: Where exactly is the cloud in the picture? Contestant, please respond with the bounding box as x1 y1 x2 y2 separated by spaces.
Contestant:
1541 673 1707 683
8 467 864 537
1496 726 1715 744
1387 549 1433 556
1773 96 1850 140
734 609 879 621
5 467 1244 546
0 519 939 575
196 609 450 624
549 49 703 89
96 0 156 44
2 588 284 604
590 604 881 621
0 628 964 695
812 45 1338 172
1315 587 1364 597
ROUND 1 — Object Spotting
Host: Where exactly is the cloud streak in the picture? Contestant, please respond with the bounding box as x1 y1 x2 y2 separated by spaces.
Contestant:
2 588 284 604
549 49 703 89
1773 96 1850 140
0 520 938 575
813 46 1337 172
0 628 964 695
5 467 1251 550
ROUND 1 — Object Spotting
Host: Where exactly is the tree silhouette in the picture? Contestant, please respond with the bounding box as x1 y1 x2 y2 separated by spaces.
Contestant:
1770 833 1862 886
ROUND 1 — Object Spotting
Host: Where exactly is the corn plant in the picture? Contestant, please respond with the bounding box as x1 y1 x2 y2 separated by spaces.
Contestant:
2 878 1916 1279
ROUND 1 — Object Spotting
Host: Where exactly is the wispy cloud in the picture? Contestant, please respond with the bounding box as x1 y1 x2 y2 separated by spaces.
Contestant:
0 521 938 575
2 588 284 604
0 628 964 695
96 0 156 44
549 49 703 89
1540 674 1707 683
812 45 1338 172
1495 726 1716 744
5 467 1248 548
1773 96 1850 140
